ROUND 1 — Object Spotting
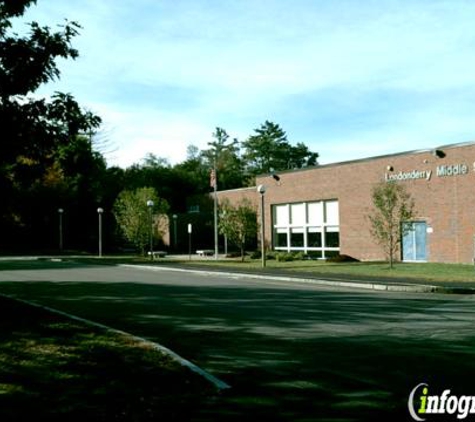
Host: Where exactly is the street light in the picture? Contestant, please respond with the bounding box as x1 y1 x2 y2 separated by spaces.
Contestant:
172 214 178 250
221 210 228 256
147 200 154 260
97 207 104 258
58 208 64 254
257 184 267 268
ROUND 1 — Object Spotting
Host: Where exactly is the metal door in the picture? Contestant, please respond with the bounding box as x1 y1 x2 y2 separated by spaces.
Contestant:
402 222 427 261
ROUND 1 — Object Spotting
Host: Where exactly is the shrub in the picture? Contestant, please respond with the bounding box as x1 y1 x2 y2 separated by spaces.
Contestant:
276 252 295 262
266 251 277 260
325 254 359 263
292 251 306 261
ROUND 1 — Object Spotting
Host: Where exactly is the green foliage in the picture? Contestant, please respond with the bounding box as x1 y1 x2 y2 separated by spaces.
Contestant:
368 181 415 268
292 251 307 261
0 0 103 251
241 120 319 178
276 252 295 262
219 198 258 261
113 187 169 255
201 127 245 190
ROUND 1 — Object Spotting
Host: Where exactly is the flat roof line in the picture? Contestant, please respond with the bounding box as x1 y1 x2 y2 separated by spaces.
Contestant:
257 140 475 178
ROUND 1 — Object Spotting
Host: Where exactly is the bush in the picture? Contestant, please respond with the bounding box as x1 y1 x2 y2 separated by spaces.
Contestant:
249 250 261 260
266 251 277 260
276 252 295 262
325 254 359 263
292 251 306 261
226 251 243 258
304 251 323 260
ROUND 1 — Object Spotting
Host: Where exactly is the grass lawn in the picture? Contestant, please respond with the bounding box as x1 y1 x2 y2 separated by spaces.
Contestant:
3 254 475 283
0 294 216 422
187 259 475 282
125 256 475 283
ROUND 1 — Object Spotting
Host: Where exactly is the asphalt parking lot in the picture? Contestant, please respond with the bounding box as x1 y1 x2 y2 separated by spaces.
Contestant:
1 261 475 421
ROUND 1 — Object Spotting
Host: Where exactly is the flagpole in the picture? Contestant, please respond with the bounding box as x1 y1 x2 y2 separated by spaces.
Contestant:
213 160 218 260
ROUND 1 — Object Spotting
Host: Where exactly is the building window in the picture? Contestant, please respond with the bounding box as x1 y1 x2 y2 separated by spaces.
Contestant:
307 229 322 247
324 228 340 248
290 228 304 247
187 205 200 213
272 200 340 258
275 229 288 247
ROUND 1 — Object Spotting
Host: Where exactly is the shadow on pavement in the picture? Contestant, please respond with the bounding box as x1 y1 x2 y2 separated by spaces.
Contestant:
0 279 475 421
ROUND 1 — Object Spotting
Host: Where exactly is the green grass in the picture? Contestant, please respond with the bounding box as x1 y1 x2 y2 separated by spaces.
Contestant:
0 295 216 421
150 257 475 283
3 254 475 283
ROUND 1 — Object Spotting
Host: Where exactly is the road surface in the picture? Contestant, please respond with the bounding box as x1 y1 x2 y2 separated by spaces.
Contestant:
1 261 475 421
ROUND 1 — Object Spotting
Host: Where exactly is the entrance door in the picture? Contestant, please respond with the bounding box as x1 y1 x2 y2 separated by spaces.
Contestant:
402 222 427 261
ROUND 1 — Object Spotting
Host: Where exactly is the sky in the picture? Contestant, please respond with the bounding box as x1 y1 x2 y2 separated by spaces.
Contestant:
16 0 475 168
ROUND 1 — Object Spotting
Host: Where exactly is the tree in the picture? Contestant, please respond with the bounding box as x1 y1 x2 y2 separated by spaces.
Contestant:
113 187 169 255
0 0 102 250
241 121 318 179
201 127 244 190
219 198 258 261
368 181 415 268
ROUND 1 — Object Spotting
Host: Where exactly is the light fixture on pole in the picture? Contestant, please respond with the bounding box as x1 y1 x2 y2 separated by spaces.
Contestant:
97 207 104 258
172 214 178 250
58 208 64 254
257 184 267 268
221 209 228 256
146 200 154 260
211 164 218 260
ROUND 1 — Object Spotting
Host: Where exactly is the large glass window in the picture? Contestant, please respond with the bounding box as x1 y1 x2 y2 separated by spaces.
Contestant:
290 203 306 225
290 228 304 247
324 227 340 248
308 202 324 225
275 205 289 226
307 228 322 247
325 201 339 225
272 200 340 258
275 228 288 248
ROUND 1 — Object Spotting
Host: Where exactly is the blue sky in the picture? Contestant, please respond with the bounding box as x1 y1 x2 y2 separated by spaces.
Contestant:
18 0 475 167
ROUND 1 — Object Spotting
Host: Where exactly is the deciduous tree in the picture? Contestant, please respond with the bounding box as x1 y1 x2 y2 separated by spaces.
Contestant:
219 198 258 261
113 187 169 255
368 181 415 268
0 0 102 250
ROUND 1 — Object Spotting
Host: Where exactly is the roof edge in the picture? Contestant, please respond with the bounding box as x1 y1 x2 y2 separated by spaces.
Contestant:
257 140 475 178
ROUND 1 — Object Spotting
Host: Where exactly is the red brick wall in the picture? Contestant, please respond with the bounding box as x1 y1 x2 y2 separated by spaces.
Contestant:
216 187 258 208
243 143 475 264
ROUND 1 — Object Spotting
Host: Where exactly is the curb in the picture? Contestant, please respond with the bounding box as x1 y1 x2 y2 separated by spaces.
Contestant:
119 264 475 295
0 292 230 392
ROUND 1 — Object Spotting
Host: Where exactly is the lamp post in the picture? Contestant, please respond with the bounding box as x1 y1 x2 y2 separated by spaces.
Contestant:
58 208 64 254
97 207 104 258
221 210 228 256
257 184 266 268
172 214 178 250
147 200 154 260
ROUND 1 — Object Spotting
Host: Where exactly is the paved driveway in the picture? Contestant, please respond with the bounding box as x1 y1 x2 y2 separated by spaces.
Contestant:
1 262 475 421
